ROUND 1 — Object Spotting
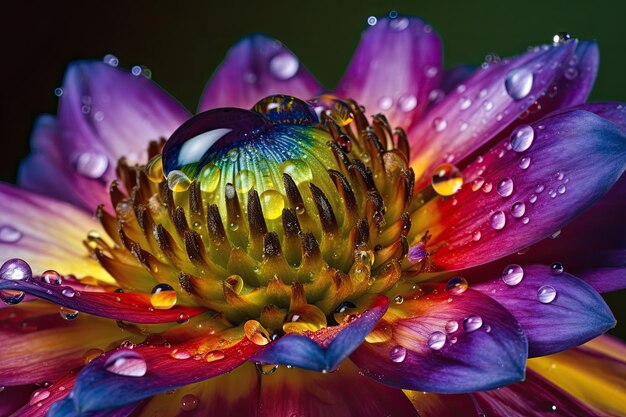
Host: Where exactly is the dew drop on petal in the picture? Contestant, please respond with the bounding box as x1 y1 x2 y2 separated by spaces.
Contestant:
553 32 571 45
471 177 485 192
0 258 32 281
83 348 104 364
490 211 506 230
150 284 177 310
502 264 524 286
550 262 564 275
170 349 192 360
75 152 109 179
54 87 63 97
432 117 447 132
511 201 526 218
505 68 534 100
180 394 199 411
105 350 147 377
41 270 62 285
519 156 531 169
537 285 557 304
398 94 418 112
389 345 407 363
446 276 468 295
427 331 446 350
59 306 79 320
61 287 75 298
445 320 459 333
463 315 483 332
0 290 25 305
367 16 377 26
205 350 226 362
472 230 481 241
496 177 514 197
269 53 299 80
0 225 22 243
510 125 535 152
29 389 51 406
393 295 404 304
564 67 579 80
431 163 463 196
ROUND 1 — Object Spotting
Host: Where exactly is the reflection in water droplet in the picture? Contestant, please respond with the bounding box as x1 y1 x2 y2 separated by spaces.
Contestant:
428 331 446 350
502 264 524 286
389 345 407 362
537 285 557 303
505 68 534 100
496 177 514 197
150 283 177 310
446 276 468 295
0 259 32 281
550 262 564 275
490 211 506 230
463 315 483 332
445 320 459 333
0 225 22 243
59 306 79 320
431 163 463 196
0 289 25 305
259 190 285 220
510 125 534 152
511 201 526 218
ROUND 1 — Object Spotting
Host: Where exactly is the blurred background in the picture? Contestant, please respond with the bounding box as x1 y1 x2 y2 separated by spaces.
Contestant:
1 0 624 339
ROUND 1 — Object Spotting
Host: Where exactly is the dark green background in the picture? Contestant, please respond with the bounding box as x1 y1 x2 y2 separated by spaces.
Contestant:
1 0 624 339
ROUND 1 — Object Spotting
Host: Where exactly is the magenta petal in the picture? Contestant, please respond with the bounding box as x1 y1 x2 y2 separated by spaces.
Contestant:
0 385 36 416
70 338 260 412
336 16 442 130
10 372 76 417
474 265 615 356
198 34 321 111
351 287 528 393
418 108 626 270
0 272 206 324
17 116 110 212
409 41 578 188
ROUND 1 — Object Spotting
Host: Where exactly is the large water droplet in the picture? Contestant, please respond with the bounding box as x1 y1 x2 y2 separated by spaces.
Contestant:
496 177 514 197
0 225 22 243
446 276 468 295
0 290 25 305
259 190 285 220
510 125 534 152
505 68 534 100
29 388 51 405
269 53 299 80
389 345 407 362
490 211 506 230
502 264 524 286
445 320 459 333
150 284 177 310
41 270 62 285
428 331 446 350
180 394 199 411
537 285 557 303
431 163 463 196
463 315 483 332
75 152 109 179
0 258 32 281
511 201 526 218
105 350 147 377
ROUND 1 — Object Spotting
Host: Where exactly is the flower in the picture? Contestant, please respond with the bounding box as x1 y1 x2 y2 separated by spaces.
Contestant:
1 13 625 417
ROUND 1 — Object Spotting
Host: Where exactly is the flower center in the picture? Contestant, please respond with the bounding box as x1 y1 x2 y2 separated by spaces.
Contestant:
89 94 424 336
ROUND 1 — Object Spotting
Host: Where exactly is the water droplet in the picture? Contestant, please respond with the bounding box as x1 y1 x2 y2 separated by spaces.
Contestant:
244 320 271 346
199 165 221 192
558 184 566 194
398 94 418 112
256 363 279 374
424 66 439 78
471 177 485 192
463 315 483 332
269 52 299 80
472 230 482 241
550 262 564 275
510 125 534 152
0 225 22 243
502 264 524 286
170 349 192 360
83 348 104 364
553 32 571 45
29 389 51 405
145 156 164 183
432 117 447 132
150 284 177 310
389 345 407 362
446 276 468 295
61 287 75 298
75 152 109 179
105 350 147 377
180 394 199 411
510 201 526 218
428 331 446 350
378 96 393 110
367 16 378 26
445 320 459 333
394 295 404 304
234 169 256 193
490 211 506 230
54 87 63 97
59 306 79 320
0 290 25 305
505 68 534 100
0 259 32 281
131 65 142 76
537 285 557 304
259 190 285 220
496 177 514 197
459 97 472 110
103 54 119 67
482 101 493 112
519 156 531 169
564 67 579 80
431 163 463 196
536 184 545 193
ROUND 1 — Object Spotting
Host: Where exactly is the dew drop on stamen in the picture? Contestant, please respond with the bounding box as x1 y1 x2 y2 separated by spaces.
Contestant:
510 125 534 152
167 170 191 192
537 285 557 303
502 264 524 286
428 331 446 350
389 345 407 363
463 315 483 332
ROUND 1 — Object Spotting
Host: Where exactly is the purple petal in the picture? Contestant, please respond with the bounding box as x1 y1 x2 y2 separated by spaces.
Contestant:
18 116 110 212
198 34 321 111
0 268 206 324
438 65 476 95
416 108 626 270
9 372 76 417
69 338 260 412
474 264 615 357
351 286 528 393
409 40 588 189
258 360 418 417
0 183 110 278
336 16 442 130
0 385 36 416
48 398 141 417
251 295 388 372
